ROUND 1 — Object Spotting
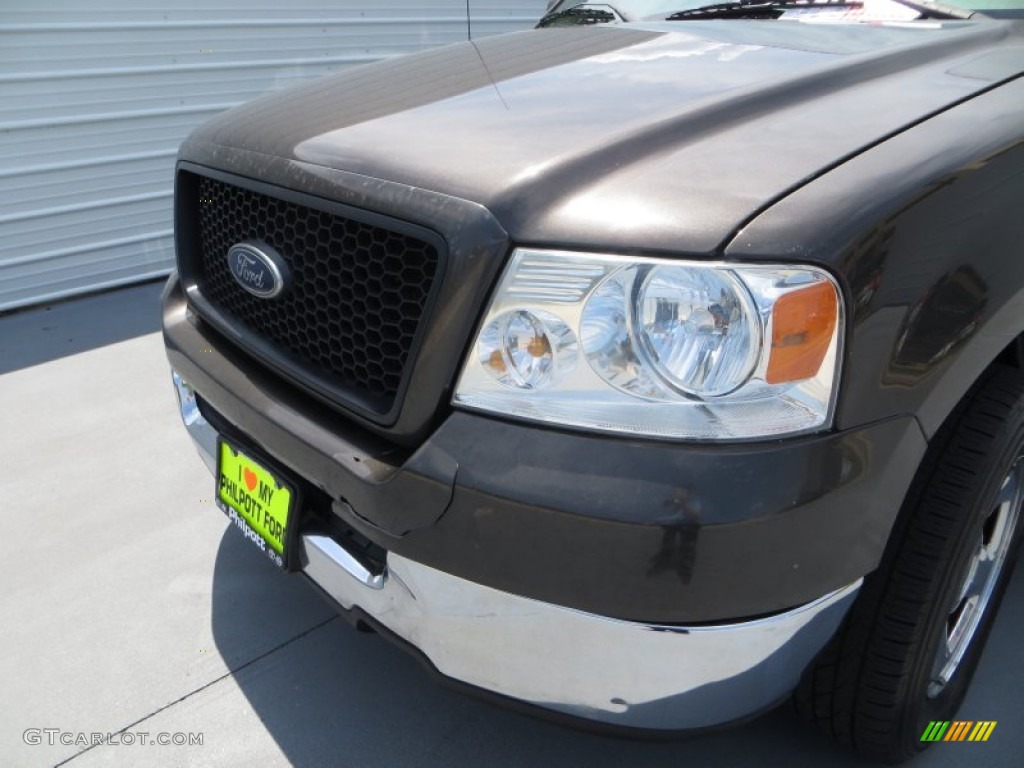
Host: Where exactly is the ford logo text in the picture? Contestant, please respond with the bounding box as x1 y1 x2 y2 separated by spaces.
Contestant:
227 241 290 299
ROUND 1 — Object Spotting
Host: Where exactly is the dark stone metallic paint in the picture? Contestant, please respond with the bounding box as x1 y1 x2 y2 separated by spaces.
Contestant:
166 18 1024 621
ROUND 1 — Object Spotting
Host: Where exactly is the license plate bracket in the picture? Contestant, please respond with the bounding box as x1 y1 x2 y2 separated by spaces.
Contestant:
215 438 299 570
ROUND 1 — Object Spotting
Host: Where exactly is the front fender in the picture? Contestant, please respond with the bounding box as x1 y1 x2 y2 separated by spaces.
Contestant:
725 77 1024 439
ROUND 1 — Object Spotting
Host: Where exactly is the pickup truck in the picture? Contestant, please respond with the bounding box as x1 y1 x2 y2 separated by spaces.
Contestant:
163 2 1024 761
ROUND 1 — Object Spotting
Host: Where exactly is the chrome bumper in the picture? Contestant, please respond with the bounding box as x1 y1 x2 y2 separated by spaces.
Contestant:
172 370 218 474
304 533 859 730
173 370 860 731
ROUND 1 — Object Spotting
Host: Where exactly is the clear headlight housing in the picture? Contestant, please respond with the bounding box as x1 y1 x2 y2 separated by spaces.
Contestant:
453 249 843 441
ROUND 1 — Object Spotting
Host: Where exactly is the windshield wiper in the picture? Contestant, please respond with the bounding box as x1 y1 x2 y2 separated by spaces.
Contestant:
537 5 621 27
665 0 974 21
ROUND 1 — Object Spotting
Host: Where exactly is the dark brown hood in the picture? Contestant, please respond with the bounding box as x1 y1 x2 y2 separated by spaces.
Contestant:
183 19 1021 254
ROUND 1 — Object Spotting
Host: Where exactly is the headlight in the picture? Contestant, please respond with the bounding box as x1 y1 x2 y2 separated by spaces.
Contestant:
583 264 761 398
454 249 843 440
478 309 577 390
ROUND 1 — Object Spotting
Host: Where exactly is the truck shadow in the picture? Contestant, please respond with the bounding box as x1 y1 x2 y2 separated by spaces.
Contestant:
210 528 1021 767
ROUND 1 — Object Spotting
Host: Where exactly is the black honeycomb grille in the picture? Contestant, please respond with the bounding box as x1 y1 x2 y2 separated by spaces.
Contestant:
194 175 440 413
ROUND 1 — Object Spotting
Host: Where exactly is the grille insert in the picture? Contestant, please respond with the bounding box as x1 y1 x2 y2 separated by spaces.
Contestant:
193 175 441 414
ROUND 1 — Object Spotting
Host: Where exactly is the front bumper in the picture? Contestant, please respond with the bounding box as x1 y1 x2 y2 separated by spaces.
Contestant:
304 534 861 731
173 368 859 729
165 272 930 730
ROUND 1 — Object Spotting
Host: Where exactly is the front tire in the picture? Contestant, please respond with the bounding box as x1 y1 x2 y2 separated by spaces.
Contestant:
796 364 1024 763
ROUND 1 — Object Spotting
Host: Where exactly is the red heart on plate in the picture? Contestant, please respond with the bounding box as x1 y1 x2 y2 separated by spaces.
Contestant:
243 468 258 492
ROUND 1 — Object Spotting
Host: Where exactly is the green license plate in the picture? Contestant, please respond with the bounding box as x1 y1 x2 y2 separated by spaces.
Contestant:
216 440 294 569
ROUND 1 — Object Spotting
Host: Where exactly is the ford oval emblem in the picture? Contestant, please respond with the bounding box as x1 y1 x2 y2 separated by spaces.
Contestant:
227 241 290 299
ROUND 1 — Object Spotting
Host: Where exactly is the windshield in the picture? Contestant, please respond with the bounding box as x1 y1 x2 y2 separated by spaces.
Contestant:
545 0 684 14
543 0 1024 18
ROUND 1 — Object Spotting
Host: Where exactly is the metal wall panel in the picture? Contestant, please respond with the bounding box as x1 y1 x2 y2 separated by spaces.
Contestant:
1 1 545 312
470 0 549 37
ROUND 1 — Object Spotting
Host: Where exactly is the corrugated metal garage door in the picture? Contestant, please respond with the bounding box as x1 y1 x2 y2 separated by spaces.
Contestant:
0 1 545 312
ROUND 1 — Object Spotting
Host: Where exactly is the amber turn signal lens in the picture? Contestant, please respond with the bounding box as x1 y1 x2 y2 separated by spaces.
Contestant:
766 281 838 384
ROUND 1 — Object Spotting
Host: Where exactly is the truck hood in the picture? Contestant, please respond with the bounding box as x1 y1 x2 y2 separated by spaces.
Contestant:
184 20 1022 254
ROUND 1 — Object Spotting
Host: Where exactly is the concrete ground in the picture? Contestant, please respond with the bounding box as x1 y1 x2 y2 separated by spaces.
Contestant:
1 282 1021 768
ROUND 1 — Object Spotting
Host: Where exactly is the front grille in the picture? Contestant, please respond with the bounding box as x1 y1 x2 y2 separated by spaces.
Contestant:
192 175 441 416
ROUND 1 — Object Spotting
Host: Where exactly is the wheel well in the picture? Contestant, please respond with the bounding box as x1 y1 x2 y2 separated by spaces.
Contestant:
931 334 1024 442
995 333 1024 369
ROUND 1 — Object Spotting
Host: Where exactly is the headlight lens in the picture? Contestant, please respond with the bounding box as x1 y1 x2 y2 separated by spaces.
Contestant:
478 309 577 389
454 249 843 440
